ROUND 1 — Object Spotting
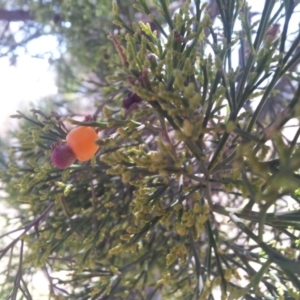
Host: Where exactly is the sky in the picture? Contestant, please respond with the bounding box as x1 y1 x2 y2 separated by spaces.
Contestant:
0 24 59 136
0 57 57 133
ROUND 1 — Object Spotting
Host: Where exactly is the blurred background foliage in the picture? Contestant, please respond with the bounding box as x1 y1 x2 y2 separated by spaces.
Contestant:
1 0 300 299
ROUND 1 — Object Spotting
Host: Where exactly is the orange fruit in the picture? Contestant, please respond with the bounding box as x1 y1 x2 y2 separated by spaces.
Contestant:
66 126 99 162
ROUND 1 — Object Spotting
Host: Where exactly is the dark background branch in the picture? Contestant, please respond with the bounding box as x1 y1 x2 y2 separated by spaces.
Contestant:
0 9 34 22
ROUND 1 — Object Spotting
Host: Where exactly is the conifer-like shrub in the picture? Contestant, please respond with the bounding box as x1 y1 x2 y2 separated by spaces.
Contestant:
1 1 300 299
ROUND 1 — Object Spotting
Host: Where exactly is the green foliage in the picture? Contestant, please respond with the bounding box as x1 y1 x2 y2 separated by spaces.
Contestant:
2 0 300 299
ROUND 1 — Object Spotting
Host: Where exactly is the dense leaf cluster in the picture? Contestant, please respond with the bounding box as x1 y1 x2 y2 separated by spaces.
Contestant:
1 0 300 299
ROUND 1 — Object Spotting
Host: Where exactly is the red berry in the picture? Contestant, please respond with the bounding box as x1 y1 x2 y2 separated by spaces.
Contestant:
51 144 76 169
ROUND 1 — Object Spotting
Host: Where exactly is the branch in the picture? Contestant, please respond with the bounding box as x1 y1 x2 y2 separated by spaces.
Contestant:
0 29 42 58
0 203 54 260
0 9 34 22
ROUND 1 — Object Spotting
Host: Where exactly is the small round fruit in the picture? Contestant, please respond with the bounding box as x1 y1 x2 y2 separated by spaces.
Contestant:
122 92 142 110
66 126 99 162
51 144 76 169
